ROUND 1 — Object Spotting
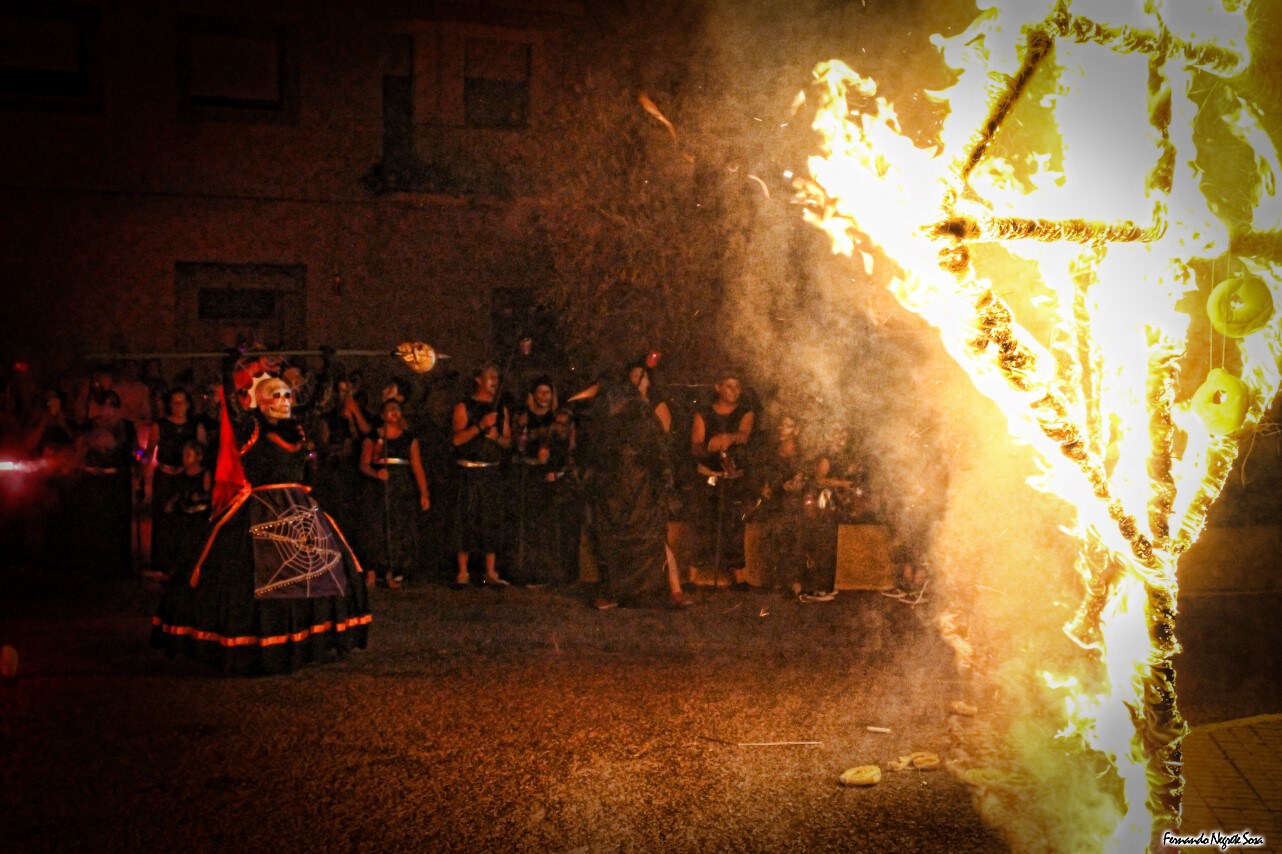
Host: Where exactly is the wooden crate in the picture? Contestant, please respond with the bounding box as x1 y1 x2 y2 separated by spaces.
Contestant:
577 522 893 590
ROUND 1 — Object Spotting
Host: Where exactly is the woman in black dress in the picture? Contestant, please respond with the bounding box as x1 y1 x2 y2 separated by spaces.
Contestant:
359 398 429 589
689 370 756 590
312 377 371 548
152 357 371 674
585 380 673 609
146 388 206 577
450 364 511 588
628 362 693 606
160 439 213 581
72 390 137 577
510 377 577 586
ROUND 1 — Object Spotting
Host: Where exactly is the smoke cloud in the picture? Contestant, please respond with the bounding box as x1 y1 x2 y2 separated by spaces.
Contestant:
690 0 1282 848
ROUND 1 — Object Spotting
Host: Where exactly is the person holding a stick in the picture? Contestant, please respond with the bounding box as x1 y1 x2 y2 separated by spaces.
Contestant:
689 369 755 591
151 350 371 673
510 376 572 587
313 376 371 545
450 364 511 589
359 397 429 589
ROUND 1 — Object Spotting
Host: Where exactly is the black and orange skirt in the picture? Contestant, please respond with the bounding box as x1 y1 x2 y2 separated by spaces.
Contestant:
151 484 371 674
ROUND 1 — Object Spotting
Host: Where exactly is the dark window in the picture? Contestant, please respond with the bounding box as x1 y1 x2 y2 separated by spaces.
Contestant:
177 15 298 123
0 3 101 111
175 262 305 351
383 75 414 165
365 34 441 194
381 33 414 163
464 39 530 129
197 288 278 321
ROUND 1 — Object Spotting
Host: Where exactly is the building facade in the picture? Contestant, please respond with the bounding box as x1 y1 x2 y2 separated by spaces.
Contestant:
0 0 586 377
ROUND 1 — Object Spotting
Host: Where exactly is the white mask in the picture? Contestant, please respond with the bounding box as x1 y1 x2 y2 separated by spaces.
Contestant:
255 377 293 419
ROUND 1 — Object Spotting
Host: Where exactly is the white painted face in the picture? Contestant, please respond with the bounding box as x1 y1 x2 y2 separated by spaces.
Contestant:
256 377 293 419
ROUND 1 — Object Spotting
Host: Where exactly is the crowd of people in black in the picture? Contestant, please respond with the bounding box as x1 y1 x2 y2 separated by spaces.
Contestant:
0 340 927 637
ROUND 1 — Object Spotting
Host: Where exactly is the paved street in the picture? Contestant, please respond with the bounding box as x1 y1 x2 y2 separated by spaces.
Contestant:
1181 715 1282 850
1 572 1278 852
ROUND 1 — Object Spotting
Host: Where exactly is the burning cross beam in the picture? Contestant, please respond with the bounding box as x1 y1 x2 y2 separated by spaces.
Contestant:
920 5 1255 836
801 0 1280 846
929 4 1247 569
944 3 1243 244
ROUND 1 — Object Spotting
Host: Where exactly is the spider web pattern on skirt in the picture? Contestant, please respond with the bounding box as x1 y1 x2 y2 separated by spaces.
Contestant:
248 490 346 598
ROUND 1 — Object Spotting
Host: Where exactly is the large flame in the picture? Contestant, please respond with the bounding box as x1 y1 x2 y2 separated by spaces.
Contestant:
800 0 1282 849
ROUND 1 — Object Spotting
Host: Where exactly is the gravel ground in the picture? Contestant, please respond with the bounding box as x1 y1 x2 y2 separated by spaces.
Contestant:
1 572 1276 853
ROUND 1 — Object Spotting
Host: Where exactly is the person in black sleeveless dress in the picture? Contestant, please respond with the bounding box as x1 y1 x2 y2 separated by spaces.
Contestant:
161 439 213 583
313 377 371 559
510 377 577 586
73 390 138 577
28 389 76 456
689 370 756 589
359 397 429 589
450 365 511 588
755 414 809 595
146 389 206 577
151 356 370 674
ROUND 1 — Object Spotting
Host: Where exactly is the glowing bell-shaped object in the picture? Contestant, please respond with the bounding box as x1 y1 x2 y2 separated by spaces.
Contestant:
396 342 438 374
1207 274 1274 338
1192 368 1250 436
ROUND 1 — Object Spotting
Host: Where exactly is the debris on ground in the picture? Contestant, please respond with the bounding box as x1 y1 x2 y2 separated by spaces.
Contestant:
889 751 941 771
839 765 882 786
911 751 941 769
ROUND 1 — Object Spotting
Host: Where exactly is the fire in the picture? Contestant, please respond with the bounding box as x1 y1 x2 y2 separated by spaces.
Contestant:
799 0 1282 849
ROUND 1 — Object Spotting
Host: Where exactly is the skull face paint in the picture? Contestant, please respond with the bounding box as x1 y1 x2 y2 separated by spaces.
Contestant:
256 377 293 420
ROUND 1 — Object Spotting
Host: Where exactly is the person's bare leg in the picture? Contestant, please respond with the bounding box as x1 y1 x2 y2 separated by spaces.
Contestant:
666 543 693 606
665 543 682 596
484 553 507 585
905 562 926 590
455 552 470 585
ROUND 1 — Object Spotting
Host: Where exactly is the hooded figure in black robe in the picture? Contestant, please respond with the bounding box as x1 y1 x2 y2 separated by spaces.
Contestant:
585 381 673 606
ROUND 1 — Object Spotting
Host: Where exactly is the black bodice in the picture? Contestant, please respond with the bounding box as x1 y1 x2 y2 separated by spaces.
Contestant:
239 415 308 486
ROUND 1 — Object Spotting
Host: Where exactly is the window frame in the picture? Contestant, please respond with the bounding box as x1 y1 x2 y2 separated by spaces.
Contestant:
462 37 532 130
0 2 103 113
176 14 300 125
